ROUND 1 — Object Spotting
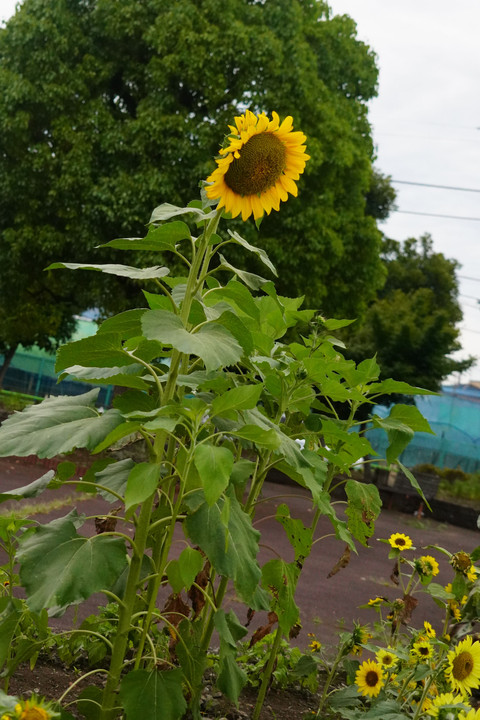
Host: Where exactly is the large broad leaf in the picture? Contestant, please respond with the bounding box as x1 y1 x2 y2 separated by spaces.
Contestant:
55 332 139 372
211 384 262 418
275 504 312 565
97 309 147 339
93 459 135 502
125 463 161 511
149 202 208 223
46 262 170 280
193 444 234 505
0 470 55 503
0 390 123 458
100 221 191 252
261 559 299 634
185 488 264 606
119 669 186 720
142 310 243 372
372 404 434 463
17 510 128 615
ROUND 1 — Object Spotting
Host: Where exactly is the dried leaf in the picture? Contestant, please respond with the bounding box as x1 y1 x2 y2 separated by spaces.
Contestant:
327 545 351 578
187 558 211 618
94 505 122 534
249 611 278 647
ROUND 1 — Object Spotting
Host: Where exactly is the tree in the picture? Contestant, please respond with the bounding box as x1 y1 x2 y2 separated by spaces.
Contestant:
0 0 388 377
344 235 474 394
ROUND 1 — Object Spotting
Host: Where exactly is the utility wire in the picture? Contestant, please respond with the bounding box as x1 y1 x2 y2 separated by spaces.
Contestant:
396 210 480 221
459 275 480 283
392 179 480 193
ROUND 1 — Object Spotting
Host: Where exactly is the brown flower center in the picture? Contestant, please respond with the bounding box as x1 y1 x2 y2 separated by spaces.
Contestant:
224 132 286 196
395 538 406 546
453 651 474 680
383 654 394 665
366 670 379 687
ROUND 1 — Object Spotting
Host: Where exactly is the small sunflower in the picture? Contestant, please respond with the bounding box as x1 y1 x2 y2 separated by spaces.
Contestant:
446 636 480 695
309 639 322 652
206 109 310 221
415 555 440 577
424 620 436 638
427 692 469 717
12 698 58 720
460 709 480 720
355 659 384 698
467 566 478 582
411 638 434 661
388 532 413 551
367 596 385 607
376 647 397 668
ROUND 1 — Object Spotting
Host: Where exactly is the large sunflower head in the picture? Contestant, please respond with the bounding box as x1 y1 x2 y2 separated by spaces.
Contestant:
355 659 384 698
205 109 310 221
427 692 470 717
446 636 480 695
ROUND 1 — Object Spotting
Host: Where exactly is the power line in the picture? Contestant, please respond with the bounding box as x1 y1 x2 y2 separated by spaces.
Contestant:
392 179 480 193
459 275 480 283
396 210 480 221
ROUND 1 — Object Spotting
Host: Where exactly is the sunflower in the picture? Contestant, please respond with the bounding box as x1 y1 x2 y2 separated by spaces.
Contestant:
411 638 434 661
424 621 436 638
205 110 310 221
355 659 384 698
388 532 413 550
446 636 480 695
415 555 440 577
427 692 469 717
460 709 480 720
376 647 397 668
12 698 58 720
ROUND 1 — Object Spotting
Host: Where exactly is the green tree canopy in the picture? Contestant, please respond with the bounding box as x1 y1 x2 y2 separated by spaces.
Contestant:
0 0 388 373
344 235 474 394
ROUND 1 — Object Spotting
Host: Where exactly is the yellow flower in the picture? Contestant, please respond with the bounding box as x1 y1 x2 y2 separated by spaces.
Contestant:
445 636 480 695
467 566 477 582
388 532 413 551
376 647 397 668
355 659 384 697
424 621 436 638
411 638 434 661
205 109 310 221
427 692 469 717
460 709 480 720
367 597 385 607
309 639 322 652
415 555 440 577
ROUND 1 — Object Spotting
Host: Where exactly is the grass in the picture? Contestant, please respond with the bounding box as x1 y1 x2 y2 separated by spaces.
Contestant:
0 493 93 518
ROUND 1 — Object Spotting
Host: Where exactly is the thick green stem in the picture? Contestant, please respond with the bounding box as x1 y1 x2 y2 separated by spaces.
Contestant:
100 494 156 720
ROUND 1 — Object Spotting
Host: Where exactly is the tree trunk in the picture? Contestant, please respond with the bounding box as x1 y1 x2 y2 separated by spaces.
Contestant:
0 344 18 390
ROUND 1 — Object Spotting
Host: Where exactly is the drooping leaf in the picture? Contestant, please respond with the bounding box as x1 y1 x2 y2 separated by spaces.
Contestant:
0 390 123 459
93 459 135 502
218 255 269 290
17 511 128 614
149 202 207 223
119 668 186 720
46 262 170 280
184 488 263 605
275 504 313 566
216 653 247 706
226 230 277 276
0 470 55 503
0 599 22 667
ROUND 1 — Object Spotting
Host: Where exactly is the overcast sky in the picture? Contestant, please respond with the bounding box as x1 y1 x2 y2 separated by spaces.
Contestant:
1 0 479 383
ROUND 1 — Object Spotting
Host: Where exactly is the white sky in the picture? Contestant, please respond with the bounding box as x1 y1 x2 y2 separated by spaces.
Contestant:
1 0 479 383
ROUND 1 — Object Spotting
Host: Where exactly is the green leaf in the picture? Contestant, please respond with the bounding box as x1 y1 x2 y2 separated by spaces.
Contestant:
397 462 431 510
216 653 247 706
204 280 260 322
388 404 435 433
214 609 248 649
369 379 437 397
125 463 161 511
185 489 263 605
0 470 54 503
345 480 382 546
211 385 262 417
142 310 243 371
100 221 191 251
0 390 123 459
230 424 281 450
46 262 170 280
97 309 147 339
168 547 204 592
227 229 277 276
55 332 138 372
149 202 207 223
17 511 128 614
60 364 148 390
93 421 142 454
93 459 135 502
0 690 19 716
0 599 22 667
194 444 234 505
119 669 186 720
